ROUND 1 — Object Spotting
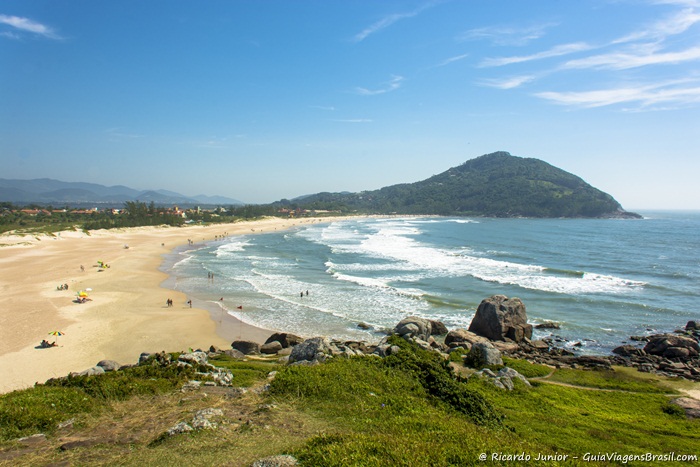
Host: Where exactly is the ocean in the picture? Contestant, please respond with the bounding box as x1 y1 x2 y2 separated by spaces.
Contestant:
162 211 700 355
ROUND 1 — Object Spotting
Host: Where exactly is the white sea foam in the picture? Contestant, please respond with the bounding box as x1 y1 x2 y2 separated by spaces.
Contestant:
214 239 251 257
316 219 645 295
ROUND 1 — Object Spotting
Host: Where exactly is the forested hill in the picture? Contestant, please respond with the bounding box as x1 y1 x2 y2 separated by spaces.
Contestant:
289 152 641 218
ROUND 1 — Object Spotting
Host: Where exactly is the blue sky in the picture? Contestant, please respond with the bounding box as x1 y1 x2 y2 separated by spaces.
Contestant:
1 1 699 209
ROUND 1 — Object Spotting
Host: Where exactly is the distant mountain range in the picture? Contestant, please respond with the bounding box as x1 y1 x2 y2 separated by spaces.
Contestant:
285 151 641 218
3 152 640 218
0 178 243 206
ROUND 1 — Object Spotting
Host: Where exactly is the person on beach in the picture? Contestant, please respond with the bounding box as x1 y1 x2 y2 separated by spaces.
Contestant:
187 300 192 307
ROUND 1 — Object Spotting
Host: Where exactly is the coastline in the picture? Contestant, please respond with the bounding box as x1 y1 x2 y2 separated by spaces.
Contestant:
0 217 326 394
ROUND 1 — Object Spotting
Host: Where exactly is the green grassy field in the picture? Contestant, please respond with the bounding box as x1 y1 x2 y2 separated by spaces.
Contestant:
0 342 697 466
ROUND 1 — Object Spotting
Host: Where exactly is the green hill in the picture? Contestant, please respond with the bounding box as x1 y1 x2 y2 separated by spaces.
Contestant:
291 152 641 218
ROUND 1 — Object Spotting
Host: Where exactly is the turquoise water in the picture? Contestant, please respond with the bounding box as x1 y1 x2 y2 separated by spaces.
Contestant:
164 212 700 354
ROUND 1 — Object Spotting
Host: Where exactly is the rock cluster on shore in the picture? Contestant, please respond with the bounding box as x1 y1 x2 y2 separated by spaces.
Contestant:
61 295 700 387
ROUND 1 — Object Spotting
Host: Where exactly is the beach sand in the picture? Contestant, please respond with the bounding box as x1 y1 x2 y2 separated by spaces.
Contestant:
0 217 323 394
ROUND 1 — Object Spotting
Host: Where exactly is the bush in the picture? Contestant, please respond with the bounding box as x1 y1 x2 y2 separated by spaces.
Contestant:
381 336 502 426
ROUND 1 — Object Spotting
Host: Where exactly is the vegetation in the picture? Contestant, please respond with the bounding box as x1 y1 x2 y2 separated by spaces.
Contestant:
279 152 640 218
2 341 696 466
0 201 295 235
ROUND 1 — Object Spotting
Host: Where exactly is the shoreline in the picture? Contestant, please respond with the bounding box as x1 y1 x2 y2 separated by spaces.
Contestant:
0 217 330 394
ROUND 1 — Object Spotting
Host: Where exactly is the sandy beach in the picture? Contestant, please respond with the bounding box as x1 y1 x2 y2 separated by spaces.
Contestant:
0 217 323 394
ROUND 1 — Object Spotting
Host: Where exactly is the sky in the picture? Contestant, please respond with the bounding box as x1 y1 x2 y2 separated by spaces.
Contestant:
1 1 700 209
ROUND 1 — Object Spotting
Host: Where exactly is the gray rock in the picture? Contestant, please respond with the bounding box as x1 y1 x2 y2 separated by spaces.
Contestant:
223 348 246 359
252 454 298 467
686 320 699 331
261 341 283 355
535 321 561 329
192 418 216 429
167 422 193 436
497 367 531 387
79 366 105 377
393 316 432 341
468 295 533 342
644 334 699 359
138 352 152 364
671 397 700 418
612 345 645 357
444 329 488 348
465 342 503 367
264 333 304 349
96 359 121 371
428 320 449 336
289 337 335 364
231 340 261 355
178 351 208 366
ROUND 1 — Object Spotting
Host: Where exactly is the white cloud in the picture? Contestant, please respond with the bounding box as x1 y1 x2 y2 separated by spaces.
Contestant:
355 75 404 95
535 80 700 109
0 14 60 39
460 23 556 46
479 42 592 67
434 53 469 67
353 2 436 42
613 7 700 43
563 44 700 70
480 75 536 89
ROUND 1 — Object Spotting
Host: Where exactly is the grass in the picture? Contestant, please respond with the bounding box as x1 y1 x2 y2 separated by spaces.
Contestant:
543 367 678 393
1 343 698 466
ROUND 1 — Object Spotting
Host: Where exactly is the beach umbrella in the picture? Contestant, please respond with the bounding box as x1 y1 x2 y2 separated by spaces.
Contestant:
48 330 64 345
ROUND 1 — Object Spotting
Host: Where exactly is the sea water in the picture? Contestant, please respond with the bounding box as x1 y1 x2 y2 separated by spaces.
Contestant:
163 211 699 354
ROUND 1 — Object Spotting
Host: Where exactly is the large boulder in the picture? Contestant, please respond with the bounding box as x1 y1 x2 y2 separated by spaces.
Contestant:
289 337 336 364
464 342 503 367
231 340 260 355
444 329 489 349
264 333 304 349
393 316 432 341
643 334 699 360
261 341 283 355
96 359 121 372
468 295 533 342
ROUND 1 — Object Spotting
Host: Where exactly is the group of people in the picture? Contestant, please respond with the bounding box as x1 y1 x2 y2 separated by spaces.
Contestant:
166 298 174 307
56 283 69 291
39 339 57 348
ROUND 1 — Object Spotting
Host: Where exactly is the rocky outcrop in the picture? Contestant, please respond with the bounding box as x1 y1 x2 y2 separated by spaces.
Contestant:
393 316 433 341
261 341 284 355
444 329 489 350
468 295 532 342
464 342 503 367
264 333 304 349
96 360 121 372
231 340 260 355
643 334 699 359
289 337 335 364
474 367 531 390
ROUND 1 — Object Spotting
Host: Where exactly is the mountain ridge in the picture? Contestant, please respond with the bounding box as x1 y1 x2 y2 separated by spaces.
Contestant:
0 178 243 206
285 151 641 218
